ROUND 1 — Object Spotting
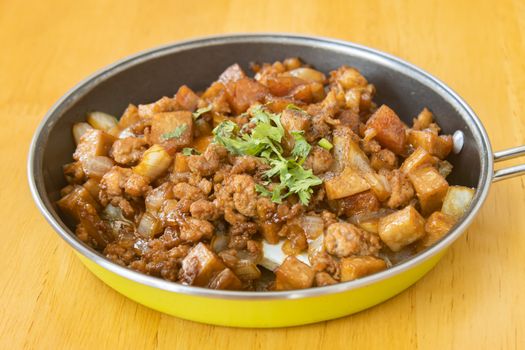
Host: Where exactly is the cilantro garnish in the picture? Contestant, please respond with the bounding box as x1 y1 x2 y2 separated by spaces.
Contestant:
162 124 188 140
318 138 333 150
213 105 321 205
182 147 200 156
192 105 212 119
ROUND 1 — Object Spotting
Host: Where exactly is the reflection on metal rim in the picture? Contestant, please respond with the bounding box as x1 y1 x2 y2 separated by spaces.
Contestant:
27 33 493 300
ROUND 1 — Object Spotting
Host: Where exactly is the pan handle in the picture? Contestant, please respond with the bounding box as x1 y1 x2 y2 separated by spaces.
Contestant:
493 145 525 182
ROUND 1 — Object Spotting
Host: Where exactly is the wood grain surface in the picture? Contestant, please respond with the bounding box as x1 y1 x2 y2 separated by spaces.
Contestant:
1 0 524 349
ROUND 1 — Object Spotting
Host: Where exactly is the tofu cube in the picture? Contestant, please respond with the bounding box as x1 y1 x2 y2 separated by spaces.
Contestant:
378 206 426 251
179 243 226 286
400 147 438 175
338 190 380 218
73 129 115 161
150 111 194 150
418 211 456 249
173 153 189 173
340 256 387 282
274 256 315 290
408 166 449 215
441 186 475 219
408 130 453 159
324 167 370 200
365 105 407 155
207 268 242 290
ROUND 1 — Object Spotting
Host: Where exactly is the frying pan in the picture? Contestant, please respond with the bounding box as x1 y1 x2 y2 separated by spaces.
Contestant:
28 34 525 327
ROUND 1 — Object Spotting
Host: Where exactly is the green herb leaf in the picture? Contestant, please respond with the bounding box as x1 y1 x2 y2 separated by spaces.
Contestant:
291 131 311 162
162 124 188 140
213 106 321 205
318 138 333 150
286 103 304 111
182 147 200 156
192 105 212 119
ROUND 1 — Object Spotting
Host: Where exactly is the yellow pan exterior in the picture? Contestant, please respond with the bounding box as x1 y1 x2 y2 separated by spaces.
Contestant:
77 250 446 328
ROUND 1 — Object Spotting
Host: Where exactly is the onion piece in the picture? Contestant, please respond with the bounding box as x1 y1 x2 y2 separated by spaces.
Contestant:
301 215 324 240
233 260 261 281
133 144 172 180
287 67 326 84
137 212 163 238
72 122 93 145
81 156 114 179
87 111 118 132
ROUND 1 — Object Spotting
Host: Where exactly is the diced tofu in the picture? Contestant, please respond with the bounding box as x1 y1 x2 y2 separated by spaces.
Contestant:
175 85 200 112
408 130 453 159
337 190 380 217
274 256 315 290
357 218 379 234
324 167 370 200
400 147 438 175
133 144 172 180
57 186 99 220
418 211 456 249
179 243 226 286
441 186 475 219
73 129 115 161
365 105 407 155
150 111 194 150
314 272 338 286
207 268 242 290
280 108 311 132
378 206 426 251
173 153 189 173
408 166 449 215
340 256 387 282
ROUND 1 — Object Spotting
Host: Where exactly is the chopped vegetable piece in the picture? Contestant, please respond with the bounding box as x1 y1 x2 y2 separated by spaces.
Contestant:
192 105 212 119
133 144 172 180
378 206 426 251
182 147 200 156
73 129 115 161
365 105 407 155
418 211 456 249
408 130 453 159
179 243 227 287
441 186 475 219
400 147 437 175
324 167 370 200
72 122 93 145
274 256 315 290
150 111 193 149
340 256 387 282
86 111 118 133
408 166 449 216
162 124 188 140
318 138 333 150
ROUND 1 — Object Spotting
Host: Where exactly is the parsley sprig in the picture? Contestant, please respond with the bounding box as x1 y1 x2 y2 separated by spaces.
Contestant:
213 105 322 205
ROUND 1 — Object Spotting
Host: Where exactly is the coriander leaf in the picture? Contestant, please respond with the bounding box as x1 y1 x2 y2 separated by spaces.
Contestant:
192 105 212 119
162 124 188 140
318 138 333 150
286 103 304 111
255 184 272 197
291 131 311 161
182 147 200 156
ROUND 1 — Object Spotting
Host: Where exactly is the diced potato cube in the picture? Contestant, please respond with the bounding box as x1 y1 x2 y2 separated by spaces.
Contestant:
357 218 379 234
274 256 315 290
441 186 475 219
57 186 99 220
418 211 456 249
174 153 189 173
207 268 242 290
400 147 438 175
228 78 268 115
314 272 338 286
86 111 118 132
324 167 370 200
150 111 194 150
133 144 172 180
340 256 387 282
365 105 407 154
408 130 453 159
280 109 311 132
179 243 226 286
408 166 449 215
73 129 115 161
378 206 426 251
175 85 200 112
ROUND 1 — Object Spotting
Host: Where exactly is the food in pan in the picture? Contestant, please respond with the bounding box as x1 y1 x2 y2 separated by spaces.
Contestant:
57 58 475 291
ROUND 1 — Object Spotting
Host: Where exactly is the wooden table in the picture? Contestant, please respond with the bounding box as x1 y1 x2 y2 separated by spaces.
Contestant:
2 0 524 348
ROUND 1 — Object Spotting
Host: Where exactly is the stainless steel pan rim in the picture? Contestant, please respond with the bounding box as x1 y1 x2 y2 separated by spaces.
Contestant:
27 33 524 301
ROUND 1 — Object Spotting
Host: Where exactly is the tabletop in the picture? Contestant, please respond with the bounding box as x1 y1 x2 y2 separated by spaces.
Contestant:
1 0 525 349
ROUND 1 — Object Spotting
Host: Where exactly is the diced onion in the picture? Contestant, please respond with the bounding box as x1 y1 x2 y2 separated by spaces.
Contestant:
234 260 261 281
81 156 114 179
133 144 172 180
288 67 326 84
302 215 324 240
87 111 118 132
72 122 93 145
137 212 163 238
